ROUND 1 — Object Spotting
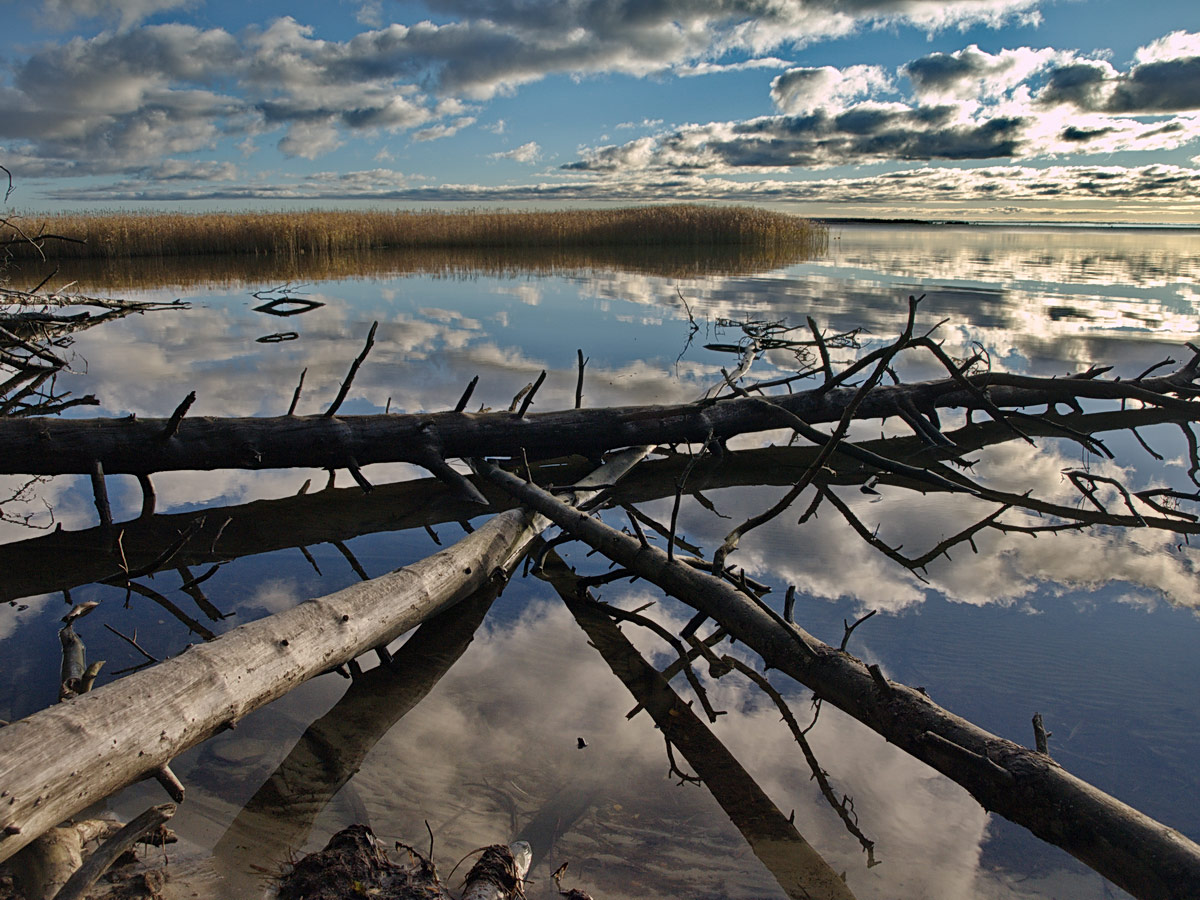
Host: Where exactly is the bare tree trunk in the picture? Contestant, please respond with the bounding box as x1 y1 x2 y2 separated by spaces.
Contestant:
475 460 1200 900
0 507 539 865
2 404 1190 606
546 547 857 900
1 361 1195 478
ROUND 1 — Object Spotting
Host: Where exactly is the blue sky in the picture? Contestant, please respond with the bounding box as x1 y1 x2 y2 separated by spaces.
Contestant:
1 0 1198 221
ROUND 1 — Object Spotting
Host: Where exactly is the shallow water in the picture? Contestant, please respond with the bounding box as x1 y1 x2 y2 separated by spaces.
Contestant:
3 224 1199 899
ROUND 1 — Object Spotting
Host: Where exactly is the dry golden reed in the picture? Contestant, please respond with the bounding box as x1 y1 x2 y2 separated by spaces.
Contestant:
7 205 825 261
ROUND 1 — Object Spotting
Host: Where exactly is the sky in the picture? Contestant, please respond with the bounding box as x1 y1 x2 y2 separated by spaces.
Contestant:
0 0 1198 222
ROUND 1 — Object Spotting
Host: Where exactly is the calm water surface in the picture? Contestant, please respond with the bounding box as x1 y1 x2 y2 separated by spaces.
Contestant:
2 224 1199 899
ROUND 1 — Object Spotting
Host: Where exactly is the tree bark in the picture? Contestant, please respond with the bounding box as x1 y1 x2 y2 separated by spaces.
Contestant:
1 362 1196 477
475 460 1200 900
213 586 498 879
546 547 857 900
0 506 539 865
2 405 1188 606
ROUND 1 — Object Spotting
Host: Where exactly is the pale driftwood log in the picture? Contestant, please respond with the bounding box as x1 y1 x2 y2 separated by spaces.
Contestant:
7 817 120 900
1 357 1197 478
461 842 532 900
53 803 175 900
475 461 1200 900
0 507 540 865
213 587 497 879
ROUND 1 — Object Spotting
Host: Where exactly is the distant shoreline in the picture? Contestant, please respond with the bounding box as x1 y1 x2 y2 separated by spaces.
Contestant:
816 216 1200 231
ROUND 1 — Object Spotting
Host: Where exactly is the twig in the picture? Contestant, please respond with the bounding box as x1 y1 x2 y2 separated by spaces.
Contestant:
669 434 712 563
1033 712 1051 755
665 738 701 785
783 585 797 624
723 655 878 866
121 581 216 641
103 623 159 664
626 628 728 719
455 375 479 413
287 368 307 416
840 609 878 652
508 382 533 412
575 349 589 409
136 473 156 518
332 540 370 581
516 369 546 418
89 460 113 531
806 316 833 383
160 391 196 441
324 321 378 417
593 599 724 723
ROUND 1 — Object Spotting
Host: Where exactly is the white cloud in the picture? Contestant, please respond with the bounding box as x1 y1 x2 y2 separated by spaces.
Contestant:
1037 32 1200 115
42 162 1200 212
571 35 1200 175
771 65 895 115
489 140 542 163
0 0 1050 177
5 9 1197 206
354 1 383 28
904 45 1065 103
1134 30 1200 65
412 116 477 142
616 118 664 130
677 57 793 77
278 119 343 159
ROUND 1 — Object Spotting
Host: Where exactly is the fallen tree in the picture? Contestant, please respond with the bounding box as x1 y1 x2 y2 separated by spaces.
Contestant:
0 506 539 865
474 459 1200 900
541 543 857 900
1 352 1197 487
4 403 1186 605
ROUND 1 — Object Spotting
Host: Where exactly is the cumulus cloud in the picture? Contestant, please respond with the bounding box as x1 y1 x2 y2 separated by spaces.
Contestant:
1035 31 1200 114
904 44 1064 102
568 108 1033 172
569 33 1200 174
277 119 343 159
771 65 894 115
489 140 542 163
0 0 1047 179
6 7 1198 214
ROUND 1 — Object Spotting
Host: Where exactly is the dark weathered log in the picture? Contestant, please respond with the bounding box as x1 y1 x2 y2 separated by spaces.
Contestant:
545 547 856 900
476 461 1200 900
0 507 540 865
2 405 1194 607
2 358 1197 477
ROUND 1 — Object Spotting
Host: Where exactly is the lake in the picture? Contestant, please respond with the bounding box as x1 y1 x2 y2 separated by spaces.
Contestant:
2 223 1199 899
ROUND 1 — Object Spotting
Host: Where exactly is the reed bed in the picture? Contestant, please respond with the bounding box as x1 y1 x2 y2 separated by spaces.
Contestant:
4 205 825 261
7 243 824 293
